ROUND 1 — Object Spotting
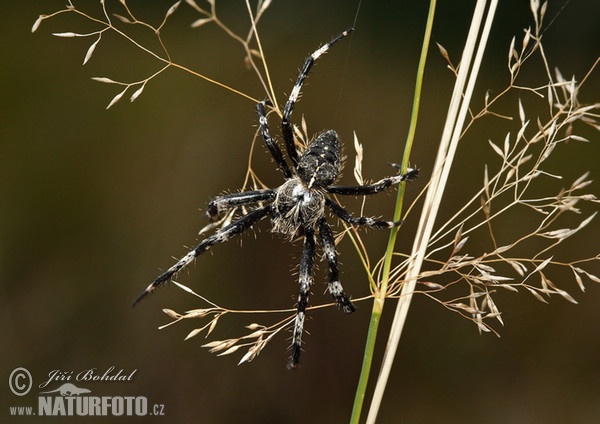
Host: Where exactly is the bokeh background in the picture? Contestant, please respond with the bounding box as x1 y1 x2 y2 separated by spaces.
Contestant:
2 1 599 423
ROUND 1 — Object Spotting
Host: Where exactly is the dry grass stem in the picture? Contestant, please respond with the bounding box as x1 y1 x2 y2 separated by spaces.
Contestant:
34 1 398 365
32 0 276 107
371 2 599 417
384 0 599 333
36 2 598 418
159 281 374 364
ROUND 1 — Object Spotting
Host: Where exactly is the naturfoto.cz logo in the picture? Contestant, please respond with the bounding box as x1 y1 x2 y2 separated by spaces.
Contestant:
8 366 166 418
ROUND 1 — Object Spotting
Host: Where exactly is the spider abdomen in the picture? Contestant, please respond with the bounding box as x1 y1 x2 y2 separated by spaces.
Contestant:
272 178 325 237
296 130 341 188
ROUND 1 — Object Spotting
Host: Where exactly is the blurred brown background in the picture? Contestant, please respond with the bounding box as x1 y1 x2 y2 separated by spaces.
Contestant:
2 1 599 423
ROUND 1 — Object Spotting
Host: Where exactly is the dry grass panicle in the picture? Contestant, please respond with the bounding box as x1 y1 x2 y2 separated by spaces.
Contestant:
35 0 599 403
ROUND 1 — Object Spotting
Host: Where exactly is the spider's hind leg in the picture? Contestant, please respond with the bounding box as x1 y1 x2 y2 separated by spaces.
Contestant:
256 101 292 179
326 167 419 195
317 217 356 314
281 28 354 167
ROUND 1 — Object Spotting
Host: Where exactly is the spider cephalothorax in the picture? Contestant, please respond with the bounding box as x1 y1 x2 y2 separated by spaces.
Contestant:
272 130 340 236
134 28 418 368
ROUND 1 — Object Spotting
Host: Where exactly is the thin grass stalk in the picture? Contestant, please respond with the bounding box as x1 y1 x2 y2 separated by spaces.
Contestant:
349 1 437 422
365 1 498 422
244 0 279 109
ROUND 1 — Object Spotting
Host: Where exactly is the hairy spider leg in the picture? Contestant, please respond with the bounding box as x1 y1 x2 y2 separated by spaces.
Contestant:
288 227 316 369
281 28 354 167
207 189 276 221
325 198 397 228
317 217 356 314
134 206 273 306
326 168 419 195
256 101 293 179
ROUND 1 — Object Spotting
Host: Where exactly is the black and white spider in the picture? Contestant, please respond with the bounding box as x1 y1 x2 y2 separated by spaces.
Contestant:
134 28 418 368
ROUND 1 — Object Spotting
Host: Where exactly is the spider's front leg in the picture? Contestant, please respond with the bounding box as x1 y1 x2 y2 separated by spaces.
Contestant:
317 217 356 313
289 226 316 369
134 206 273 306
325 198 398 228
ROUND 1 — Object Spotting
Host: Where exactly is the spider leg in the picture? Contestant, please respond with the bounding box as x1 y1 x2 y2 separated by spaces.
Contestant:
282 28 354 167
134 206 273 306
289 226 316 369
325 198 397 228
207 189 275 221
317 217 356 314
326 167 419 195
256 101 293 179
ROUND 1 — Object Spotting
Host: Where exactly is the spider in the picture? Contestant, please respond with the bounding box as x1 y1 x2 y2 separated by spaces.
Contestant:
134 28 418 369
